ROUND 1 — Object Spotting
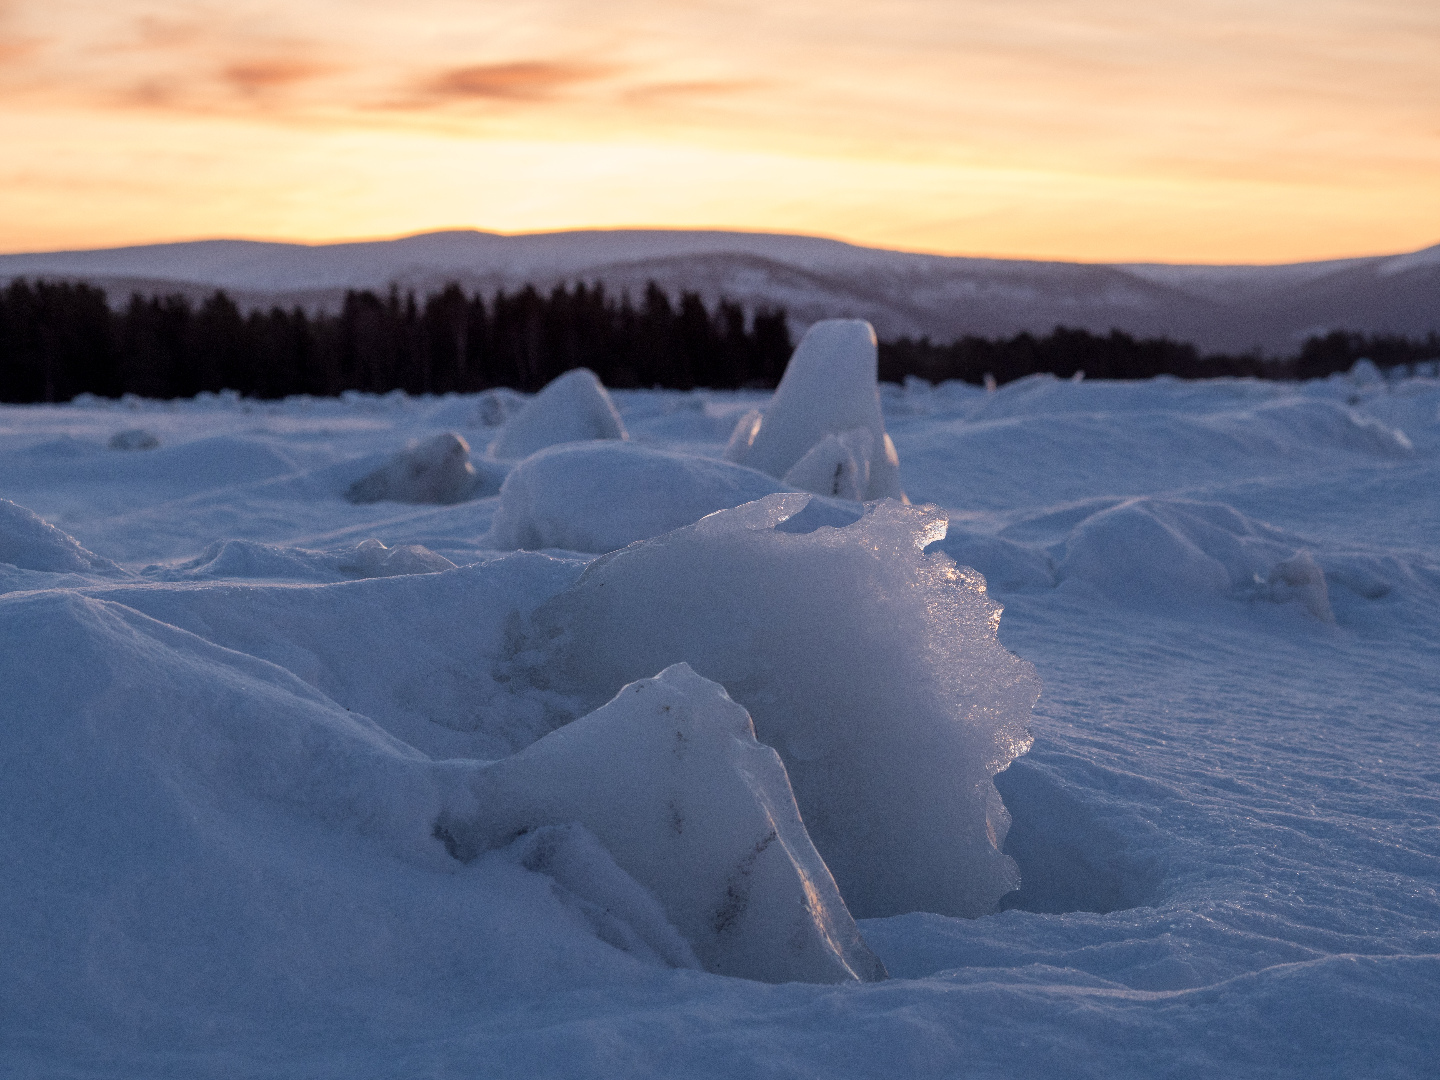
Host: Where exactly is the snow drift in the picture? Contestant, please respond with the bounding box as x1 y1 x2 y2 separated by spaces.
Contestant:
526 493 1040 919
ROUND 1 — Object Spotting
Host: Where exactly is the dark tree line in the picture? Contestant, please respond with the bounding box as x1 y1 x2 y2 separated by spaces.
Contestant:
0 279 793 403
2 276 1437 404
878 327 1440 387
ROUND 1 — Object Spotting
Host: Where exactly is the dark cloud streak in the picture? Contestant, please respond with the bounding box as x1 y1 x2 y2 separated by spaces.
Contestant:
419 60 612 102
223 59 332 95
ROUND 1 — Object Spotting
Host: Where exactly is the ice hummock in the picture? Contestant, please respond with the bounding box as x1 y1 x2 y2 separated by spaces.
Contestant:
725 319 906 502
486 368 627 461
487 441 791 553
345 431 479 505
525 493 1039 919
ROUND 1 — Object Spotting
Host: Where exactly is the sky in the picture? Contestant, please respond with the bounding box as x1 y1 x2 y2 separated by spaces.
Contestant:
1 0 1437 263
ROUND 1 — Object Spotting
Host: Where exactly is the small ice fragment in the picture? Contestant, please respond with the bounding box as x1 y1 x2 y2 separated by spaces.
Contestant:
337 538 456 578
108 428 159 450
781 427 875 501
722 408 763 463
1269 550 1335 622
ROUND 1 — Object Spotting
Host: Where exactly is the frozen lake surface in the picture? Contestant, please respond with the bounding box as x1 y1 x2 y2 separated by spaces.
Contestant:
3 360 1438 1077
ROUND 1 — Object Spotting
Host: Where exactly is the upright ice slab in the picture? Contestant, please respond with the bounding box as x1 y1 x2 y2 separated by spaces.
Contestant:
439 663 885 984
530 494 1039 919
726 319 905 502
487 368 627 461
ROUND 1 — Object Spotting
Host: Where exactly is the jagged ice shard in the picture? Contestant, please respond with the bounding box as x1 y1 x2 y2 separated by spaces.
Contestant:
437 663 886 984
726 319 906 502
528 493 1040 919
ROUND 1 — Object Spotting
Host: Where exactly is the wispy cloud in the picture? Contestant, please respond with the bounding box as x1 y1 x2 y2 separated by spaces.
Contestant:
622 79 768 105
222 58 333 97
417 60 612 103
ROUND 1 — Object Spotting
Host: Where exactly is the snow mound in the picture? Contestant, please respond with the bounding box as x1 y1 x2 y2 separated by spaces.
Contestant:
1209 399 1414 457
1059 497 1338 619
486 368 627 461
0 499 126 576
345 432 478 504
0 591 467 1031
526 494 1039 919
437 663 886 983
725 320 905 501
488 441 791 553
99 552 590 760
148 538 455 582
108 428 159 450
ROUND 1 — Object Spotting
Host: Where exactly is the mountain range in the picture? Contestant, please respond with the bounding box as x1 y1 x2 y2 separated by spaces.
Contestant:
3 229 1437 355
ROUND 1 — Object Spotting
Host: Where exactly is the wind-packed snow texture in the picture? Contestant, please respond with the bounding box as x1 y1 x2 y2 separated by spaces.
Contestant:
3 360 1440 1077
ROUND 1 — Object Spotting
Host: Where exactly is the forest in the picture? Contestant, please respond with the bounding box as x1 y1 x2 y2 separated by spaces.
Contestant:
1 277 1436 403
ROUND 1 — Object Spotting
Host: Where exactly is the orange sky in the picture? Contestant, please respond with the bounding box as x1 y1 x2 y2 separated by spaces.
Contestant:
1 0 1437 262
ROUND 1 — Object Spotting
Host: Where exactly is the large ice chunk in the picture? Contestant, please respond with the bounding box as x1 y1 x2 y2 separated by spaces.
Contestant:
486 368 627 461
726 319 905 501
527 494 1040 919
437 663 885 983
487 441 790 553
345 432 478 505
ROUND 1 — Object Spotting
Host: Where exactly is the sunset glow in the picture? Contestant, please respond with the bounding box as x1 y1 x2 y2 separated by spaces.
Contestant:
2 0 1437 262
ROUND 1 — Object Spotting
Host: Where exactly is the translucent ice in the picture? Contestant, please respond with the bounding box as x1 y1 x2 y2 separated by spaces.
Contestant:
486 368 627 461
781 427 874 501
528 494 1039 919
438 663 886 983
726 320 906 501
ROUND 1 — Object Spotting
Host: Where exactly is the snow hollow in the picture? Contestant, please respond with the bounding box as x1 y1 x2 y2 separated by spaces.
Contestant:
2 322 1438 1078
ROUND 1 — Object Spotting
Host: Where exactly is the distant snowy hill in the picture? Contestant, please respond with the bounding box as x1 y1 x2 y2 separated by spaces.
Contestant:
3 229 1438 354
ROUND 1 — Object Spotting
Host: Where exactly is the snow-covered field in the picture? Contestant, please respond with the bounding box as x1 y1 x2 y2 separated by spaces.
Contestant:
3 328 1438 1078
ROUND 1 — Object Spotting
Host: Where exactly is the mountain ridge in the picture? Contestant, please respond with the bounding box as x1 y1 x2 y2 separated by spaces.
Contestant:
3 229 1436 354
